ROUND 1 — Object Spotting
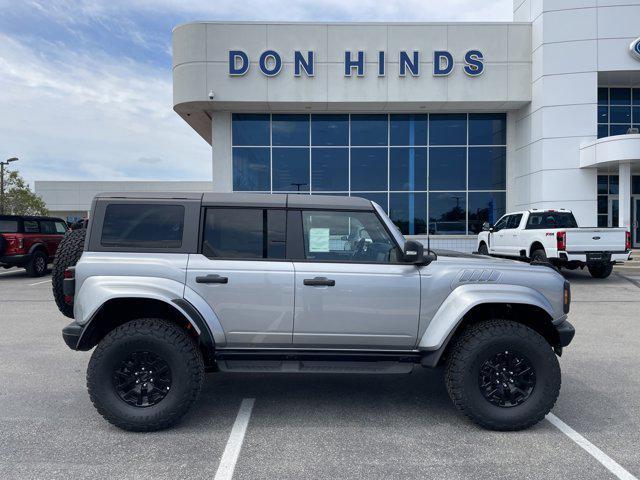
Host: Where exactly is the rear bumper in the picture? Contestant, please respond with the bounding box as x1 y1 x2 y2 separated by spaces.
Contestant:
554 319 575 347
62 321 83 350
558 251 630 264
0 254 32 267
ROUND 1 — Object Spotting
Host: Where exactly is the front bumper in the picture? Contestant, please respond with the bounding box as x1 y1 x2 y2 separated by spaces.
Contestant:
0 254 32 267
554 319 575 347
62 321 83 350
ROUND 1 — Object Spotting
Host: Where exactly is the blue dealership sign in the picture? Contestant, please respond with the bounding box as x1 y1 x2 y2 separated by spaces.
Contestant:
228 49 485 77
630 37 640 61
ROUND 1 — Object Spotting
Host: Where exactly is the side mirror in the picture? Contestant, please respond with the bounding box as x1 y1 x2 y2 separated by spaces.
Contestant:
482 221 491 231
403 240 426 264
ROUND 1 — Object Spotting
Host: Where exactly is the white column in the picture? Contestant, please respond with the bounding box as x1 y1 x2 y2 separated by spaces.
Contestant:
212 112 233 192
618 162 631 230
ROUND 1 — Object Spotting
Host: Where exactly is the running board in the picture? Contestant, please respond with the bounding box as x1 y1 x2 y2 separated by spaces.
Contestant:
214 350 420 374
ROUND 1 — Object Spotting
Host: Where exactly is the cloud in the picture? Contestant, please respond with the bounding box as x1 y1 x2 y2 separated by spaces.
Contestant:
0 0 512 187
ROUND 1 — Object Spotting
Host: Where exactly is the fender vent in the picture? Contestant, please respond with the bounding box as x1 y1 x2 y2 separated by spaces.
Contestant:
456 269 501 285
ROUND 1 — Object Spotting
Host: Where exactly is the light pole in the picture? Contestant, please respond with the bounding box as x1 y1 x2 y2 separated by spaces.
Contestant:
0 157 19 215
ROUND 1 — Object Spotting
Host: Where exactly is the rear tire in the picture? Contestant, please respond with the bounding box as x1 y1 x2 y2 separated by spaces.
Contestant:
530 249 548 263
588 262 613 279
52 228 86 318
445 320 560 431
478 243 489 255
87 318 204 432
26 250 48 277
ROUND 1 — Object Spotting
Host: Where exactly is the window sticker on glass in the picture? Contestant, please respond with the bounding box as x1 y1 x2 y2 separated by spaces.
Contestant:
309 228 330 252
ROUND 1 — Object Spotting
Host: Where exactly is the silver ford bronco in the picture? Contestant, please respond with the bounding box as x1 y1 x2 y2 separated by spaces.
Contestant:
55 193 574 432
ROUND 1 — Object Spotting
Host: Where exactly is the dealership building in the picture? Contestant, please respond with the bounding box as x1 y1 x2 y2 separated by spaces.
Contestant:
38 1 640 250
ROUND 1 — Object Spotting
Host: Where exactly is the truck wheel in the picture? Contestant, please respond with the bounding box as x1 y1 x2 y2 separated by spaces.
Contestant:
588 262 613 279
26 250 48 277
52 228 86 318
530 249 547 263
445 320 560 431
87 318 204 432
478 243 489 255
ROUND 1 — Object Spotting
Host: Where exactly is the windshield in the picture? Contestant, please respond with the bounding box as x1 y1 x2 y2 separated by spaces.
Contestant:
526 212 578 229
0 220 19 233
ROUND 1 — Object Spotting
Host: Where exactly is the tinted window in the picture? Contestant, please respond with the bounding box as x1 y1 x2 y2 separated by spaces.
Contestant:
468 113 506 145
202 208 285 259
597 175 608 194
429 114 466 145
311 114 348 146
350 148 387 191
272 148 309 191
232 113 269 146
526 212 578 229
493 215 509 231
0 220 18 233
429 192 466 235
302 210 399 263
610 88 631 105
598 87 608 106
101 204 184 248
272 114 309 146
468 147 506 190
633 175 640 195
429 147 466 190
40 221 56 234
390 114 428 146
23 221 39 233
389 148 427 191
311 148 348 191
610 106 631 123
468 192 506 234
350 114 387 146
389 192 427 235
233 148 270 191
507 214 522 229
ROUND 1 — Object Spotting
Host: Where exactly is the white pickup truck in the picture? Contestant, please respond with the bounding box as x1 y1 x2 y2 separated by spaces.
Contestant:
477 209 631 278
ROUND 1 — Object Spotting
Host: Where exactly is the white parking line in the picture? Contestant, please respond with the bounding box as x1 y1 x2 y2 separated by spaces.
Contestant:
547 413 638 480
214 398 255 480
0 269 20 276
29 279 51 286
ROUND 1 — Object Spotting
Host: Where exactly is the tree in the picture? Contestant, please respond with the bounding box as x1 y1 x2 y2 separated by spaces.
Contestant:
1 170 49 216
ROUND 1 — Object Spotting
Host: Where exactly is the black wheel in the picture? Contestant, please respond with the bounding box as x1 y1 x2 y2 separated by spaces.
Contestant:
588 262 613 279
530 249 548 263
445 320 560 431
478 243 489 255
26 250 48 277
87 318 204 432
52 229 86 318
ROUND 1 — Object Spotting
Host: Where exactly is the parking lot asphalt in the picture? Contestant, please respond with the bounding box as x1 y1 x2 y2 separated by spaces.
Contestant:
0 265 639 480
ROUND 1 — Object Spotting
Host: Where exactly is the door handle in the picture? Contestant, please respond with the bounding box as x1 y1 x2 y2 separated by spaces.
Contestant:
196 274 228 284
303 277 336 287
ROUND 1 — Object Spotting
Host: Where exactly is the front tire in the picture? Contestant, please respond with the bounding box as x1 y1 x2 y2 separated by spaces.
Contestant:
26 250 48 277
588 262 613 279
87 318 204 432
445 320 560 431
478 243 489 255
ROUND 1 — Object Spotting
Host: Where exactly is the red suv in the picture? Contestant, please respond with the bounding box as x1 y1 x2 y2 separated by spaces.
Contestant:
0 215 68 277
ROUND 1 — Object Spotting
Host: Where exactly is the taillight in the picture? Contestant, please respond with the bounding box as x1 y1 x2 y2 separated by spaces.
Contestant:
626 231 631 251
63 267 76 305
556 231 566 252
563 281 571 314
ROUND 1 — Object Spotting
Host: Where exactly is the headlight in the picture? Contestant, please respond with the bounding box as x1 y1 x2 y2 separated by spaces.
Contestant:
563 281 571 314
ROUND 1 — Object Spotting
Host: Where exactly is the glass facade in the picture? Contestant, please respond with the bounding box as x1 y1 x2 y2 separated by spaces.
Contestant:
232 113 507 235
597 87 640 138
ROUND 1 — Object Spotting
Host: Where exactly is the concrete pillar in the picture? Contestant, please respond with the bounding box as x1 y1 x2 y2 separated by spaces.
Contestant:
212 112 233 192
618 162 631 230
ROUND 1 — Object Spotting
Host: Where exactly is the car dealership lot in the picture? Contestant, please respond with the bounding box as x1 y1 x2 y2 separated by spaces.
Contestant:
0 266 639 480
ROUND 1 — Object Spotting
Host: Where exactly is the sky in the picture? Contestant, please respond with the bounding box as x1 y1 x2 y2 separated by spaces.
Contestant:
0 0 512 187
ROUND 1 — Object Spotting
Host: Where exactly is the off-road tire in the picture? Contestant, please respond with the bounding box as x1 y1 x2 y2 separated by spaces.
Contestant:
478 243 489 255
445 320 561 431
52 228 86 318
588 262 613 279
26 250 48 277
530 249 548 263
87 318 204 432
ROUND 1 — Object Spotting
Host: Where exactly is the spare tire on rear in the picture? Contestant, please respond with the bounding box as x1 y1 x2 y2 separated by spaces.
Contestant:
52 228 86 318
